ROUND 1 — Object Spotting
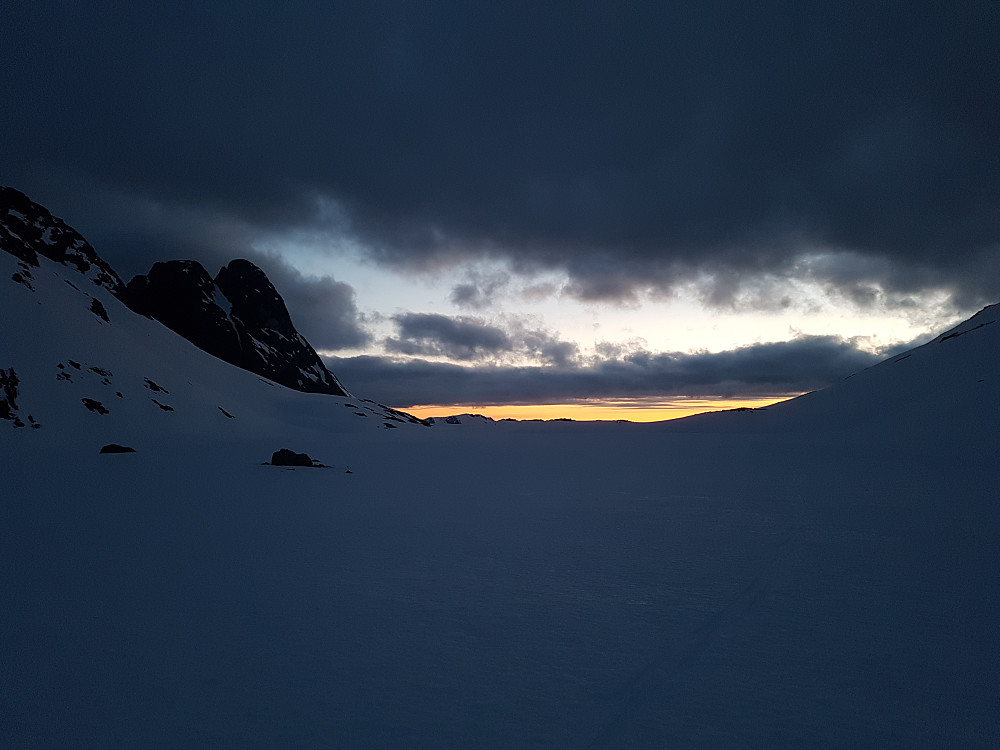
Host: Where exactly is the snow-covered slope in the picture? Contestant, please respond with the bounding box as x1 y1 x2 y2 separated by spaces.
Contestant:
663 302 1000 440
0 241 425 458
4 376 998 748
784 302 1000 425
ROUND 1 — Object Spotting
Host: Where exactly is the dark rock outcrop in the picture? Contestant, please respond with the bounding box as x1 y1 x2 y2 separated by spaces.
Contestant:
100 443 136 454
1 367 23 426
81 398 109 414
271 448 320 467
89 297 110 323
124 260 245 365
123 259 349 396
0 187 124 295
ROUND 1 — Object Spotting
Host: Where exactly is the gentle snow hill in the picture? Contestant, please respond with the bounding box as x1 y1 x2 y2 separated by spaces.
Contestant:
660 302 1000 440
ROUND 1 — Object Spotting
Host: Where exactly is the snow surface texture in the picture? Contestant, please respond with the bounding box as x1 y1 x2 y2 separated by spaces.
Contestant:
3 231 1000 746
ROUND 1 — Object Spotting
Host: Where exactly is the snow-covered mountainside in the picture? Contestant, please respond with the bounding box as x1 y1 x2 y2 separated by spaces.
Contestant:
0 188 424 454
1 186 353 400
3 188 999 747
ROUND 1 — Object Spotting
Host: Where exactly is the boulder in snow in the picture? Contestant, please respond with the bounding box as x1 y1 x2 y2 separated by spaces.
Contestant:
270 448 323 467
99 443 136 454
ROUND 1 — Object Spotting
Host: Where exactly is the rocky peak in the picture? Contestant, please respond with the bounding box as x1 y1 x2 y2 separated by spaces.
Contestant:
124 259 349 397
0 186 124 295
215 259 295 334
124 260 244 367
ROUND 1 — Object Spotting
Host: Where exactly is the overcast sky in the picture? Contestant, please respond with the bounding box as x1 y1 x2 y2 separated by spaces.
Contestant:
4 2 998 413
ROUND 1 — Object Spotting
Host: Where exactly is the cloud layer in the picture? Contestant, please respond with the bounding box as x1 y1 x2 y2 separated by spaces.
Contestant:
260 261 371 351
329 332 898 407
4 2 998 311
384 312 579 366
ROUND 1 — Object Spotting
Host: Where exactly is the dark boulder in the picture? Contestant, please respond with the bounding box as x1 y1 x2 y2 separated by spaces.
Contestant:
270 448 318 467
100 443 136 454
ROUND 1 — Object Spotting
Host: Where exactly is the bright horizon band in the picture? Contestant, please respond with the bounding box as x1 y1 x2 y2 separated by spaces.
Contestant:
402 396 794 423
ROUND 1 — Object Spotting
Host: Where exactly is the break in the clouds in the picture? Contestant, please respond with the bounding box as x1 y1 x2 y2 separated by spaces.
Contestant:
330 332 898 408
3 2 998 311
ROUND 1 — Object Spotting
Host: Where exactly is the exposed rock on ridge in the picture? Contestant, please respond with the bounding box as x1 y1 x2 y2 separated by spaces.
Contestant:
123 259 349 396
0 186 124 295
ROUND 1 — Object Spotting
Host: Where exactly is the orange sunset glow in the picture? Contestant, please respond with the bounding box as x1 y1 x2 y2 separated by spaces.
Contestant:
404 396 793 423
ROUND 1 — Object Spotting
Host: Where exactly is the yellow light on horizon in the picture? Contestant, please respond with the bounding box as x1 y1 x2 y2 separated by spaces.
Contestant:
401 396 794 423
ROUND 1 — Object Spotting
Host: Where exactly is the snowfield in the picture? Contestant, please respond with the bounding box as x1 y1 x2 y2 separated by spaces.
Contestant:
3 246 1000 747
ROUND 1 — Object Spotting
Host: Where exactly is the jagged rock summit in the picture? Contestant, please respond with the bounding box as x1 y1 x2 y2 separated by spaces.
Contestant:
124 258 348 396
1 186 348 398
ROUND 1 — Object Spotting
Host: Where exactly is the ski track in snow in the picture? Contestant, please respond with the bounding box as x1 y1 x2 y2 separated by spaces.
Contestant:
586 531 796 748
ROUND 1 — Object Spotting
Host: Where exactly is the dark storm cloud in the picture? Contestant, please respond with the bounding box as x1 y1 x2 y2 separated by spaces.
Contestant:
386 313 513 361
510 324 580 367
4 2 999 308
329 333 889 407
385 312 580 365
257 259 371 351
449 269 510 310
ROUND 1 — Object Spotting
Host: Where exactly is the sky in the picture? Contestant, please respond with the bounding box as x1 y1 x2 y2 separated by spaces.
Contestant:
3 2 998 419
